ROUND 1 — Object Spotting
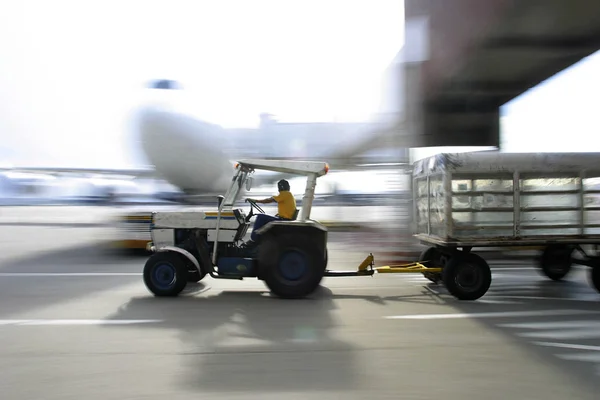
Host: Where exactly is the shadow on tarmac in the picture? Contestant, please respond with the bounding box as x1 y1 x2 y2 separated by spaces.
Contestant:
103 285 363 394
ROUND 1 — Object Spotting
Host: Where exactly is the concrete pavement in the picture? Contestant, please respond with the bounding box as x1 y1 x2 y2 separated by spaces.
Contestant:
0 224 598 399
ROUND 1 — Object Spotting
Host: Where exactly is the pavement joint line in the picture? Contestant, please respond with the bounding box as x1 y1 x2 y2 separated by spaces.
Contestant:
500 320 600 330
485 295 600 303
0 319 163 326
532 341 600 352
516 327 600 340
555 353 600 363
384 309 600 320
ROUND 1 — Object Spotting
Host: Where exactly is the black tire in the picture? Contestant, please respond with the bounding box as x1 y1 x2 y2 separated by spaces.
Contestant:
143 252 188 297
442 253 491 301
258 233 326 299
538 245 573 281
419 247 444 283
589 266 600 293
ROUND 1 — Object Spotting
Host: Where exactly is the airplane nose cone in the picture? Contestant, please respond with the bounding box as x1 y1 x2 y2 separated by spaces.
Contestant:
134 106 233 193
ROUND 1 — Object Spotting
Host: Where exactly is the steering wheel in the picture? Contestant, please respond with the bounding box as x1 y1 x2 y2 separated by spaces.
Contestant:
246 199 265 213
244 199 265 222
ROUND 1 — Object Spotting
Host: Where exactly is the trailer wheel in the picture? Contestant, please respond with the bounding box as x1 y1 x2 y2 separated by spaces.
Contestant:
259 234 326 299
442 253 491 301
539 245 573 281
589 266 600 293
143 252 188 297
419 247 444 283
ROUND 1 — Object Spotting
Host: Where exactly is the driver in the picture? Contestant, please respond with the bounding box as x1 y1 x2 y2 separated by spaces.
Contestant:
243 179 296 245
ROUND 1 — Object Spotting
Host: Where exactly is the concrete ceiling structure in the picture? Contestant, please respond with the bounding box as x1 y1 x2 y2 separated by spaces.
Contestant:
395 0 600 148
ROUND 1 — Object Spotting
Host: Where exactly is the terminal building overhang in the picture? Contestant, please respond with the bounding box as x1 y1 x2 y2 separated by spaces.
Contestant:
399 0 600 148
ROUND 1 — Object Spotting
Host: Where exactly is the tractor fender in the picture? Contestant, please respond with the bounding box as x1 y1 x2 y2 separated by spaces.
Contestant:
256 220 327 236
156 246 201 274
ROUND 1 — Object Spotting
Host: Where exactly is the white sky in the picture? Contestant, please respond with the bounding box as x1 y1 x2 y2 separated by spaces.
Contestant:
500 49 600 153
0 0 404 168
0 0 599 170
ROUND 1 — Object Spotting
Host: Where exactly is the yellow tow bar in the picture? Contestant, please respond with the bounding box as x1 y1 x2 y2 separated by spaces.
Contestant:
325 253 442 277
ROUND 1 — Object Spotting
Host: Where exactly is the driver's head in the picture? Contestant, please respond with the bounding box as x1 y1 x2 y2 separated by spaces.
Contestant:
277 179 290 192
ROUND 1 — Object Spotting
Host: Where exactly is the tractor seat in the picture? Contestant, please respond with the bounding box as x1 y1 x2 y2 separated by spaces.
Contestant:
280 209 299 221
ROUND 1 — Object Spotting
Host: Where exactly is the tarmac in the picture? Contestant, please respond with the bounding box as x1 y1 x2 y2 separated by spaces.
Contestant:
0 217 598 399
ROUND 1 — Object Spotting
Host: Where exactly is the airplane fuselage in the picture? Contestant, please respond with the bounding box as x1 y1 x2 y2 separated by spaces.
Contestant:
133 80 399 198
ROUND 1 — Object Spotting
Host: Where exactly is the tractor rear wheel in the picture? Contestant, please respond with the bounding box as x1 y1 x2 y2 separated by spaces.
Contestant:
258 233 326 299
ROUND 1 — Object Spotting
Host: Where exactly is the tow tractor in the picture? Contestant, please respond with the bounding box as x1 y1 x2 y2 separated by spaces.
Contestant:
142 159 488 300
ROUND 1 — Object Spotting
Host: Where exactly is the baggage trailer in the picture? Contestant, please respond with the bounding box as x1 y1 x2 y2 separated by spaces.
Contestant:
412 152 600 300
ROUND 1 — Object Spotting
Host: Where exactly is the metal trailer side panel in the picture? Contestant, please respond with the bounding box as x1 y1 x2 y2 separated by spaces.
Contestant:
412 152 600 246
412 152 600 177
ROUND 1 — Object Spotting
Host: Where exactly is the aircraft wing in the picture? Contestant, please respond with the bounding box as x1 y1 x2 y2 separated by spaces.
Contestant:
321 118 409 162
0 166 157 178
248 118 410 187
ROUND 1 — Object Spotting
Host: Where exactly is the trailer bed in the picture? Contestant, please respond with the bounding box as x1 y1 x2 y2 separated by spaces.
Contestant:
415 233 600 248
412 152 600 244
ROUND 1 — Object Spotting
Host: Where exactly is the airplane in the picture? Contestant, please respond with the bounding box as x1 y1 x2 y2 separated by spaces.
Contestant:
0 78 409 205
